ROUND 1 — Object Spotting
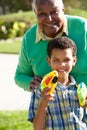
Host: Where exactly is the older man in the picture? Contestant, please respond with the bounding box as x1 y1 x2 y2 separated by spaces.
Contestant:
14 0 87 92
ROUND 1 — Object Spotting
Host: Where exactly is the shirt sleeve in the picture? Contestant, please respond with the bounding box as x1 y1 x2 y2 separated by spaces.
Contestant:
82 108 87 126
86 19 87 51
28 88 41 122
14 35 34 91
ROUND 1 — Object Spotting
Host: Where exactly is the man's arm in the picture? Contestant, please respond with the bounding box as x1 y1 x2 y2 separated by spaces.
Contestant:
14 36 34 91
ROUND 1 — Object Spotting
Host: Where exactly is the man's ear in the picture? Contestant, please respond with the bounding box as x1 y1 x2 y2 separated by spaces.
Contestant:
34 8 37 14
47 57 51 66
62 6 64 12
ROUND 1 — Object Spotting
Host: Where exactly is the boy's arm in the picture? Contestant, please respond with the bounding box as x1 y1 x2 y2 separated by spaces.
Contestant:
28 88 48 130
33 100 47 130
33 87 54 130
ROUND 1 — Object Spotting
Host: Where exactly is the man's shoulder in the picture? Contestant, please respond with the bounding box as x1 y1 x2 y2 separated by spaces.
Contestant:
25 24 38 35
23 24 38 41
66 14 87 36
66 14 87 23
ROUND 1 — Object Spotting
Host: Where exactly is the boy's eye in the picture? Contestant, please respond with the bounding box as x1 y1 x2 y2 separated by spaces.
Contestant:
52 59 59 63
64 59 71 62
52 58 71 64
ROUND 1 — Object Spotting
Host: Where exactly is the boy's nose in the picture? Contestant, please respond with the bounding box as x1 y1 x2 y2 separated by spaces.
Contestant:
59 62 66 66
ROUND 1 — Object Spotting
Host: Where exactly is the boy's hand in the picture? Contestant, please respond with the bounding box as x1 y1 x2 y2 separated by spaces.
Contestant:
76 95 87 108
82 97 87 108
41 87 55 107
30 76 43 91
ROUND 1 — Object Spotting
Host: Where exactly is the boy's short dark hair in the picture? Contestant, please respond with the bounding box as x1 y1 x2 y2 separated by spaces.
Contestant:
47 36 77 57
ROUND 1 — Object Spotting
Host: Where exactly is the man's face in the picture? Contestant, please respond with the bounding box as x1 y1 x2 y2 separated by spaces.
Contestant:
35 0 65 38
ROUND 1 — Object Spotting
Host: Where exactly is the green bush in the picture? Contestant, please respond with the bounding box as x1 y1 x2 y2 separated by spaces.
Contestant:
0 20 30 40
8 21 27 38
0 11 36 40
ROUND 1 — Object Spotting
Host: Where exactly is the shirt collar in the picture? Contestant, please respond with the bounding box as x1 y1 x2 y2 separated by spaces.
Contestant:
35 16 68 43
56 75 76 91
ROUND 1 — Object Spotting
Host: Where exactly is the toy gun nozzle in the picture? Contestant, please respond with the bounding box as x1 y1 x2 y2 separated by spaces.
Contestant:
52 76 58 83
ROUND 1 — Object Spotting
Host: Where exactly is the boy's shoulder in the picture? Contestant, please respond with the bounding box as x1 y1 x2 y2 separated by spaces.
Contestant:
34 86 41 95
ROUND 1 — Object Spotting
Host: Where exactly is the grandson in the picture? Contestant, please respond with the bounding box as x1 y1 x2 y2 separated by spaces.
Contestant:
28 37 87 130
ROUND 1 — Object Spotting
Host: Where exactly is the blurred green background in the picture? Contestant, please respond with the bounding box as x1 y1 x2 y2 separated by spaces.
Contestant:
0 0 87 130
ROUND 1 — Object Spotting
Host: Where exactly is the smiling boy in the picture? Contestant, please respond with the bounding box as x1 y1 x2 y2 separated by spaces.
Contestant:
28 37 87 130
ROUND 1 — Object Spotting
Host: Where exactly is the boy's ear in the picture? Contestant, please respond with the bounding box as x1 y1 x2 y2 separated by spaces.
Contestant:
73 56 77 66
47 57 51 66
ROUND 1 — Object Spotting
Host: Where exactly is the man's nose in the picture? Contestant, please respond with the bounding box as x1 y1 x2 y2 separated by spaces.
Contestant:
47 14 53 21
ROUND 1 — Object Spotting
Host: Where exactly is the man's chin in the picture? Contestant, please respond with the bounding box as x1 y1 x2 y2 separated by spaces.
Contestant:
44 27 62 37
44 30 60 38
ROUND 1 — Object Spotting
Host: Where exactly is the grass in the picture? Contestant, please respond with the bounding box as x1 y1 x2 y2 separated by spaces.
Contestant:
0 38 21 54
0 110 34 130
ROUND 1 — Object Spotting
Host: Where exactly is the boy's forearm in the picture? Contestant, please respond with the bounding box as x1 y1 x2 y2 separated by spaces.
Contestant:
33 101 48 130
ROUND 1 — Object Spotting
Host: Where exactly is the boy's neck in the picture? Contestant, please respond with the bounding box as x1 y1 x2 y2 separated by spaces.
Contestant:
58 76 70 86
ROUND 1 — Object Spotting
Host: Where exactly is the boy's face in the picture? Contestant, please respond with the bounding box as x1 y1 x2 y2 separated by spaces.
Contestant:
47 48 76 81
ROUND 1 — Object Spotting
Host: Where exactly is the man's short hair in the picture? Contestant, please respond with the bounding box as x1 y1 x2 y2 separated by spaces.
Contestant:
32 0 64 12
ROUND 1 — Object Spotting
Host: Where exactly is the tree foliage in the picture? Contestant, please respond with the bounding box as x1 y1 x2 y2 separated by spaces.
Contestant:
63 0 87 10
0 0 87 14
0 0 33 14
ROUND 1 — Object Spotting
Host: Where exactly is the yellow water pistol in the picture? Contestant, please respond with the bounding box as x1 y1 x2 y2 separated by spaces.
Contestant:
41 70 58 94
77 82 87 106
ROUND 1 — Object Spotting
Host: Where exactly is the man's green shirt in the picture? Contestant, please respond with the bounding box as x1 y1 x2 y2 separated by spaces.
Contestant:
14 15 87 91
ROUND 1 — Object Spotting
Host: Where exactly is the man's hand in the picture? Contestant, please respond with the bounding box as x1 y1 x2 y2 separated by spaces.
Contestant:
30 76 43 91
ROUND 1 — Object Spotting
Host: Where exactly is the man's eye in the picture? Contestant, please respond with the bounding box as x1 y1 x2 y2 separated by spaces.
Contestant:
38 13 46 17
51 11 59 15
52 11 57 14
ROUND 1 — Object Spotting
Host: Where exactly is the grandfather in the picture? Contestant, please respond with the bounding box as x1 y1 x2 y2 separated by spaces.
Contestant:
14 0 87 91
